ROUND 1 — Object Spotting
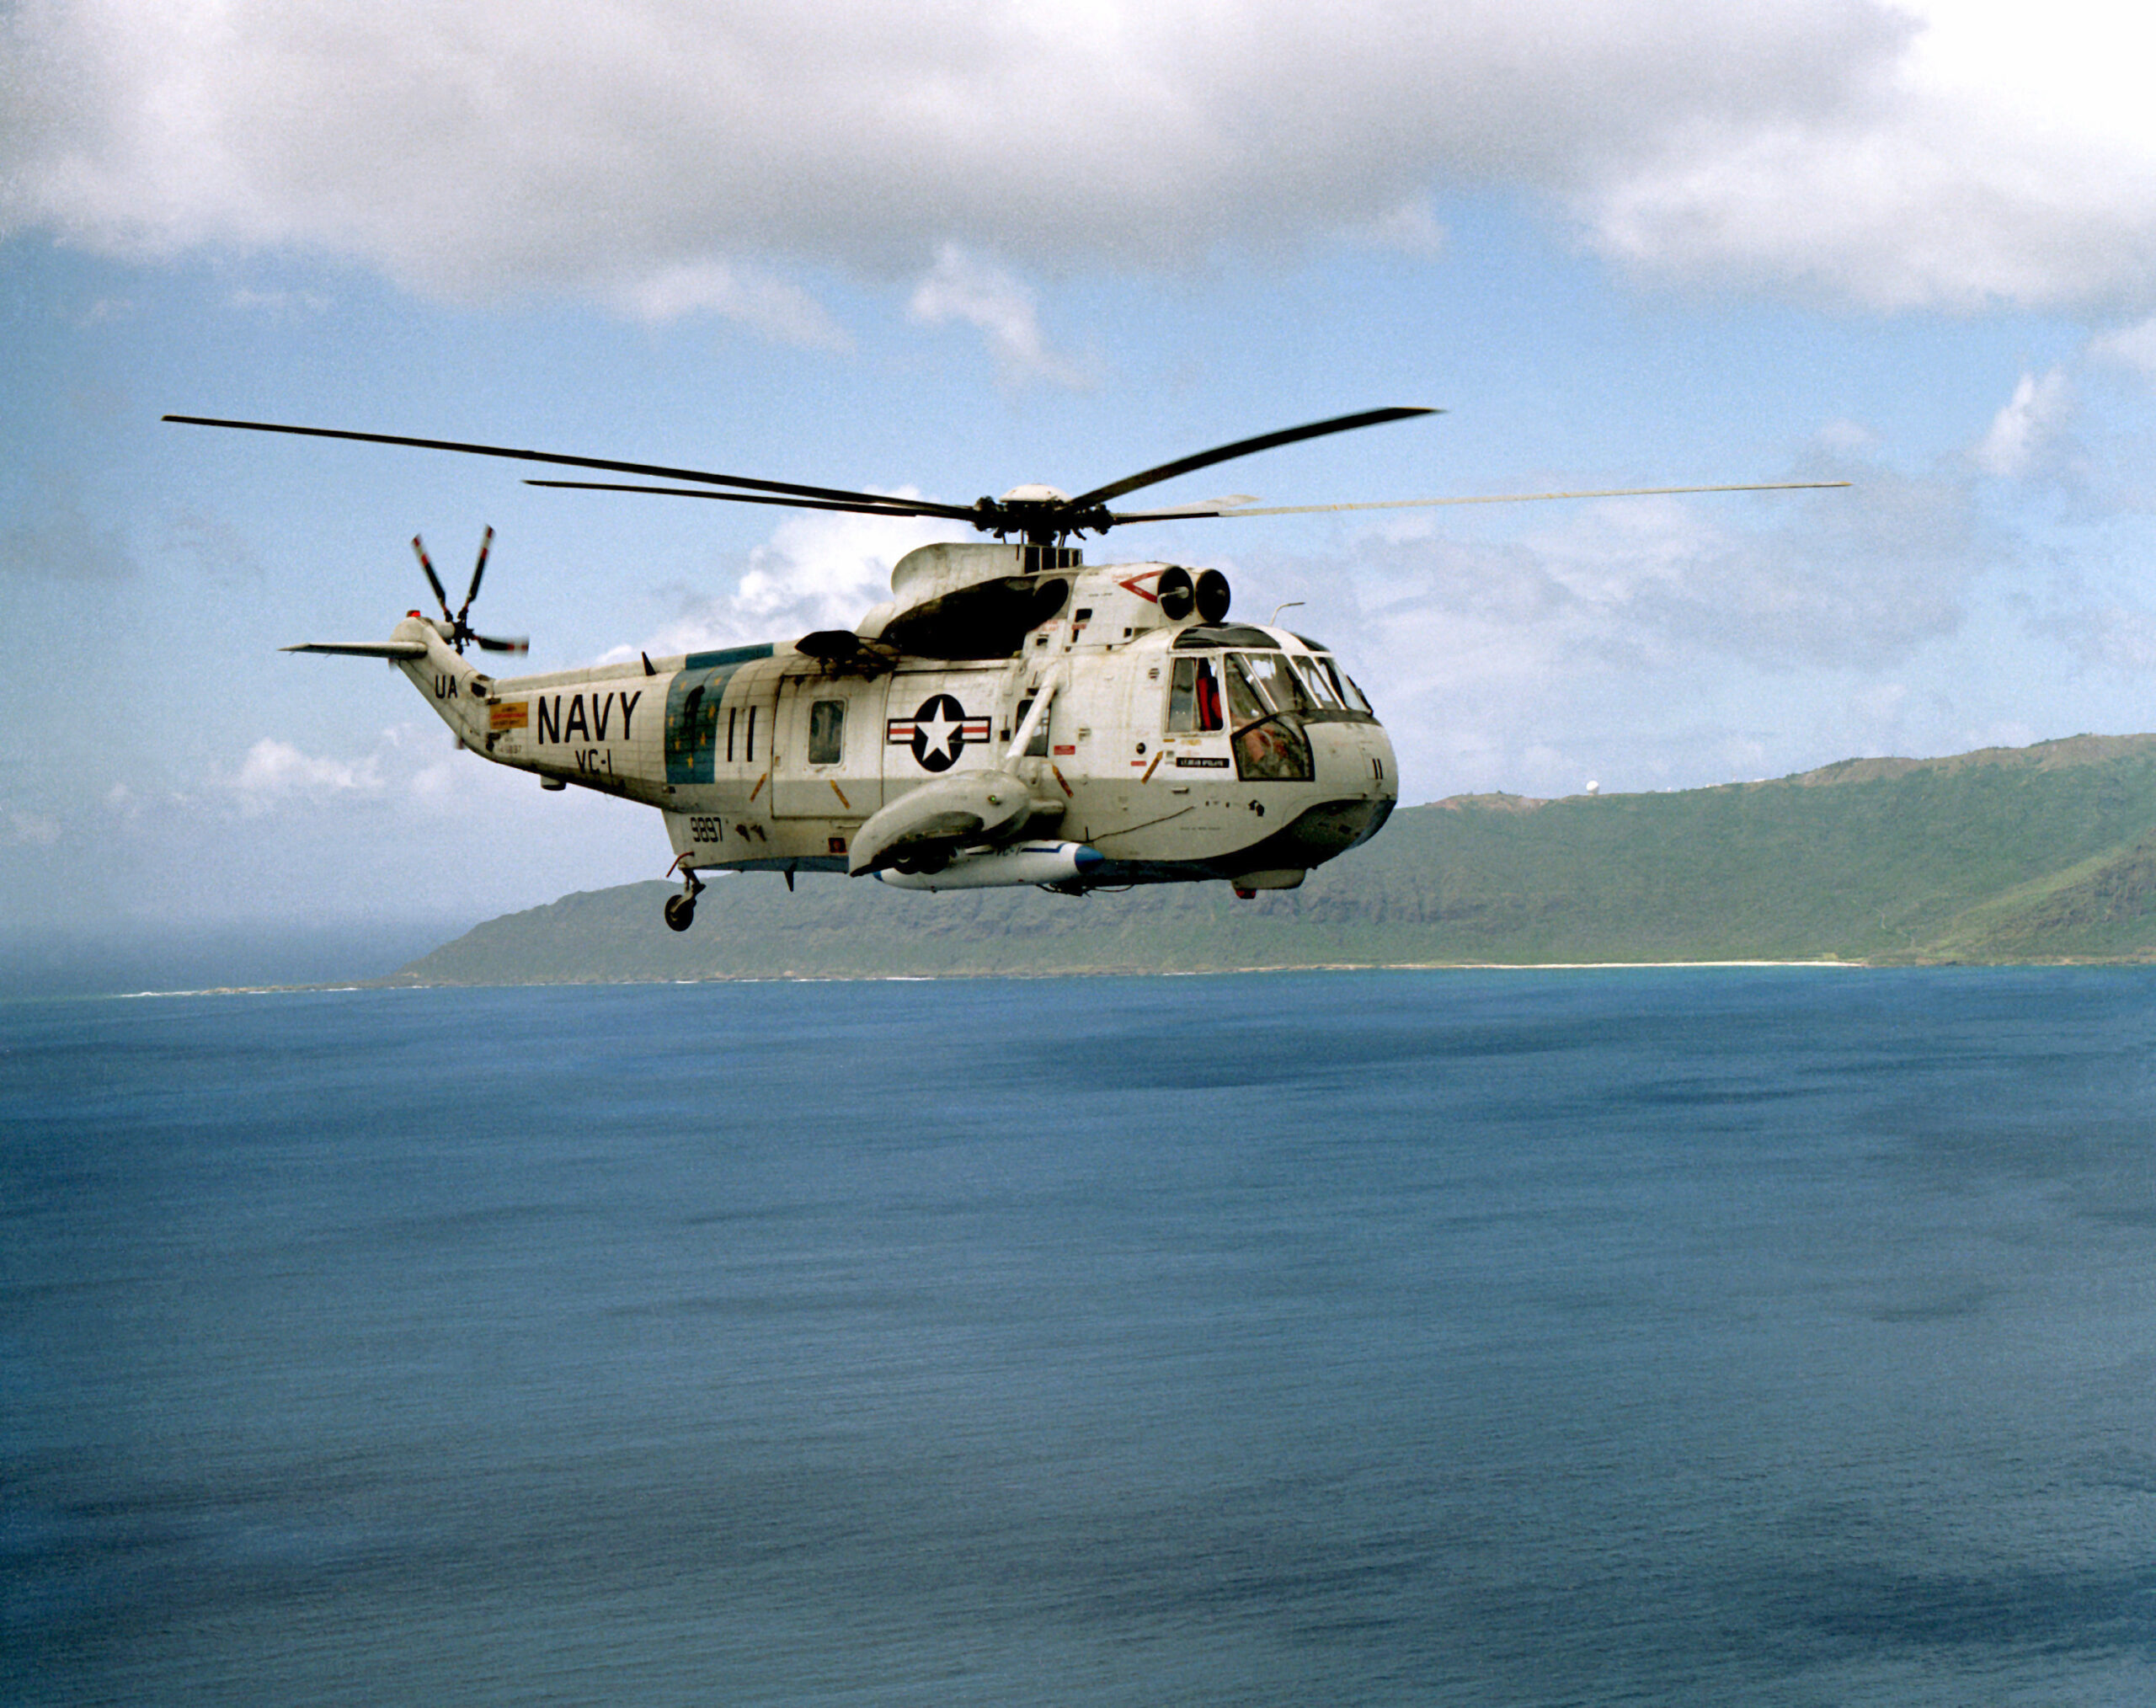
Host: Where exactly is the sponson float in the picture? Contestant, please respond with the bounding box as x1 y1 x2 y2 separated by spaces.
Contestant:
165 408 1844 931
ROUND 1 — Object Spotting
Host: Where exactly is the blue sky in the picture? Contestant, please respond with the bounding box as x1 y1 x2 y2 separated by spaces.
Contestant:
7 0 2156 959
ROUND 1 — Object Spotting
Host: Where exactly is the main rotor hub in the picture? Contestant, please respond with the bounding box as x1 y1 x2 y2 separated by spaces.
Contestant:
976 483 1111 547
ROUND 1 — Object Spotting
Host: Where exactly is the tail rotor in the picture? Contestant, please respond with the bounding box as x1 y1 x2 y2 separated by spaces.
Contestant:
412 526 528 655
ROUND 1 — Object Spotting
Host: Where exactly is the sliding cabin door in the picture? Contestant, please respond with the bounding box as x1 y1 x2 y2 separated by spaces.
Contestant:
771 675 888 822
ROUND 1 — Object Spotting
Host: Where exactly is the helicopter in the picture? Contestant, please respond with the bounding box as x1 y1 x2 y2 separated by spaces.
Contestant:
165 408 1845 930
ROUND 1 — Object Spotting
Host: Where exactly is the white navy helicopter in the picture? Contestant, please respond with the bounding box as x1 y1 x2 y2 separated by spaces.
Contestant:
166 408 1842 930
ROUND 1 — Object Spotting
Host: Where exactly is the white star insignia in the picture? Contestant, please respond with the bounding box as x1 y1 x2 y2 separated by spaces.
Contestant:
916 705 960 761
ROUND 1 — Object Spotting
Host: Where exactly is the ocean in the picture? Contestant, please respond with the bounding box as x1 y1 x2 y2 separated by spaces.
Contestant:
6 968 2155 1705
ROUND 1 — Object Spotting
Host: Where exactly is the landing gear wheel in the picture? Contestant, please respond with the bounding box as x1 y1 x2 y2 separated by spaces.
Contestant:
662 861 706 932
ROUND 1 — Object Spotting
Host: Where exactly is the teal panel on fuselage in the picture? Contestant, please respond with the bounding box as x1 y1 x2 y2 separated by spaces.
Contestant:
665 646 774 784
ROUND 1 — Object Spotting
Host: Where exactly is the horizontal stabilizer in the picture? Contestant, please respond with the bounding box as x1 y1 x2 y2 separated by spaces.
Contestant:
282 641 429 659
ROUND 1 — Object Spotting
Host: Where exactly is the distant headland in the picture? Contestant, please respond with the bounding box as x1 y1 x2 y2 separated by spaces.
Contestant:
388 733 2156 985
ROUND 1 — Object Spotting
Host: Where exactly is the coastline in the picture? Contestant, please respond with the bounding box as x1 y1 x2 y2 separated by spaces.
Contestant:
54 958 1906 999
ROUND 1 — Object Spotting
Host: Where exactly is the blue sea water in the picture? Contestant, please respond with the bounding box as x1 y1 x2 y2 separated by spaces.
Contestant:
5 967 2156 1705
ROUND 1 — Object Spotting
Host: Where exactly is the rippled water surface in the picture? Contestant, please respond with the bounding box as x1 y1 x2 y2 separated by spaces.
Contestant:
7 968 2156 1705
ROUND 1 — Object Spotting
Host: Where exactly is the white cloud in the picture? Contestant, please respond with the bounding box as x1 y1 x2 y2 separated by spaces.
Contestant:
608 261 852 350
1356 199 1448 259
1582 1 2156 312
17 0 2132 322
600 503 953 659
228 736 384 813
907 245 1094 388
1227 461 1988 795
2089 318 2156 377
1972 368 2072 478
1358 467 1978 675
222 722 546 820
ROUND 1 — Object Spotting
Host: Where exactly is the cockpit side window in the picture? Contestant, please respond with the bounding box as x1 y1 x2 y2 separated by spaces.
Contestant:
1225 654 1313 781
1168 656 1225 733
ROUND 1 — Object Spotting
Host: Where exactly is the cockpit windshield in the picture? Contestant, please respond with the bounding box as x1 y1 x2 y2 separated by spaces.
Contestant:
1234 651 1314 717
1291 654 1345 710
1225 654 1271 725
1167 643 1374 735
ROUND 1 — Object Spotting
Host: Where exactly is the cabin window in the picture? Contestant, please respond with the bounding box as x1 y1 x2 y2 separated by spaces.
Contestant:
1166 656 1225 733
808 698 846 765
745 705 758 764
726 707 737 763
1014 697 1051 756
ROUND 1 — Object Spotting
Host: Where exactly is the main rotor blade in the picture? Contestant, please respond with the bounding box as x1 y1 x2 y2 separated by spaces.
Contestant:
524 478 982 523
163 414 948 514
461 524 494 618
1103 494 1260 523
1064 407 1438 511
411 536 451 617
1219 480 1853 519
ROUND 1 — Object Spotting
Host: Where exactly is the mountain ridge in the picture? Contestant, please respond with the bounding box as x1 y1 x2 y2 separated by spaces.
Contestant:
390 732 2156 983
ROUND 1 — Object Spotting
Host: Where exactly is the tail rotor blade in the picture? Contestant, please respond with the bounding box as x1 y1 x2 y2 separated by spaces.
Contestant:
412 535 451 618
410 526 524 657
460 525 494 620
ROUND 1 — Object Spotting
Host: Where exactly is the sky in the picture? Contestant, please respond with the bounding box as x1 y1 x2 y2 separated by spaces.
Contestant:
9 0 2156 971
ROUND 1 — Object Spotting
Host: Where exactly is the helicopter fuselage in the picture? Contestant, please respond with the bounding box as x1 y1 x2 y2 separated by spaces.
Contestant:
396 547 1396 895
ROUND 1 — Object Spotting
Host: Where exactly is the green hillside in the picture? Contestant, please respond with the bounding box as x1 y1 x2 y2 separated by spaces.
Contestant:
392 734 2156 982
